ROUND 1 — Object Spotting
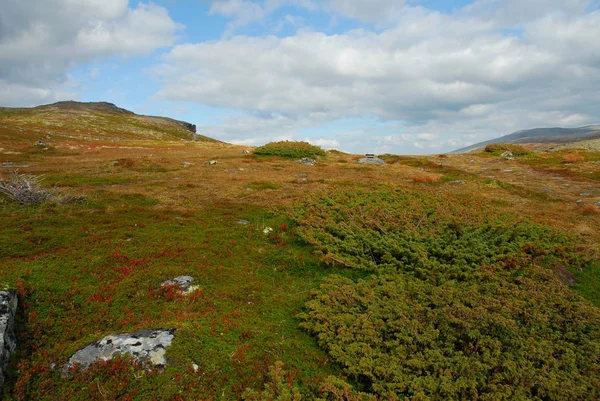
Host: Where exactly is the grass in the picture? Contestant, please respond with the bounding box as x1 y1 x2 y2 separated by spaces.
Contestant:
247 181 281 190
515 149 600 181
1 110 600 400
1 200 357 400
562 152 585 163
411 172 441 183
484 143 532 156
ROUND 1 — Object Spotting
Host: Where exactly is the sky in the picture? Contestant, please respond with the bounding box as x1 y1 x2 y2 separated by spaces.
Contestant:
1 0 599 154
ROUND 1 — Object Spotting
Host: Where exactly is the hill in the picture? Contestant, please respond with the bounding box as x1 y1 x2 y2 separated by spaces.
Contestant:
452 125 600 153
0 101 217 142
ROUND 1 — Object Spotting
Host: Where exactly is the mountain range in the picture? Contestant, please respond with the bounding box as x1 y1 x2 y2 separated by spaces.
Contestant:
452 125 600 153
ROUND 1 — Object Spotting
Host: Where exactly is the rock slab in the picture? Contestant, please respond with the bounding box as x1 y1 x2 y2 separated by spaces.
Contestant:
65 329 176 373
0 290 18 395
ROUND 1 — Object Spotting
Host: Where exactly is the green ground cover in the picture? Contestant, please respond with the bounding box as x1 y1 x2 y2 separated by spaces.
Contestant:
292 187 600 400
0 195 366 400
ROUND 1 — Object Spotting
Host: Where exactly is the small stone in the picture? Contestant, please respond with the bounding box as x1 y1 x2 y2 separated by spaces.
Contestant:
576 200 583 203
192 363 199 372
500 151 513 158
182 162 194 168
580 193 590 197
204 160 217 166
299 158 316 166
449 180 466 185
504 169 513 172
161 276 195 293
237 219 250 225
241 150 250 154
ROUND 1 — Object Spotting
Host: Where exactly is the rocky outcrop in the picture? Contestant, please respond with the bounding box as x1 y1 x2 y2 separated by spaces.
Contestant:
0 290 18 395
64 329 176 374
185 123 197 133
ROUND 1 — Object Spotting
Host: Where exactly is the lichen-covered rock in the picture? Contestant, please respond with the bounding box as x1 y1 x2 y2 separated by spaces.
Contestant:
0 290 18 395
161 276 195 294
298 158 316 166
64 329 176 374
357 157 386 165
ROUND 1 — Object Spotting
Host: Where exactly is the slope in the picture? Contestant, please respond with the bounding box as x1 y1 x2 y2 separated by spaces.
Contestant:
0 101 217 143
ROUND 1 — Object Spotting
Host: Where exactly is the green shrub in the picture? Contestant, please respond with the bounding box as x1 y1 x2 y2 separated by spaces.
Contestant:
242 361 302 401
293 188 600 400
254 141 326 159
300 271 600 400
291 188 590 280
484 143 531 156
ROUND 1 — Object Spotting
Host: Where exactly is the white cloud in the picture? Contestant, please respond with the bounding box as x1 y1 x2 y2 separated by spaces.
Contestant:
206 0 317 35
152 1 600 153
0 0 181 106
308 138 340 149
153 24 564 120
417 133 438 141
323 0 408 23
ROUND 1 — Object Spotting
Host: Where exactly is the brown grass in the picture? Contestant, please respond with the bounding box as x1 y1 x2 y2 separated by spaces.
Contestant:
412 173 440 183
562 153 585 163
581 204 600 215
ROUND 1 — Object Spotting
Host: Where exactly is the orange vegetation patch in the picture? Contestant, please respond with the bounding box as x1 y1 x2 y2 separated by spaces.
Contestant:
562 153 585 163
412 173 440 183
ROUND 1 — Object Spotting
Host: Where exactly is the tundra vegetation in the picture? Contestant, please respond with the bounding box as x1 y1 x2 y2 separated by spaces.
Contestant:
483 143 532 156
254 141 327 159
1 106 599 400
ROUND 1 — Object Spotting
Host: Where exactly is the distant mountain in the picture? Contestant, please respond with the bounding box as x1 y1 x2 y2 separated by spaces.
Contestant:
0 101 217 142
452 125 600 154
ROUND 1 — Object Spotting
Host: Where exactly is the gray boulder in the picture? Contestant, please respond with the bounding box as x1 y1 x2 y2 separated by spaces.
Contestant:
64 329 176 373
1 290 18 395
357 157 386 165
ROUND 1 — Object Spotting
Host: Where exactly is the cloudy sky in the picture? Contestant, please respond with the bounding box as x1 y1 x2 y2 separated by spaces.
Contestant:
1 0 599 154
